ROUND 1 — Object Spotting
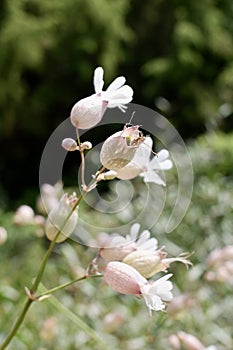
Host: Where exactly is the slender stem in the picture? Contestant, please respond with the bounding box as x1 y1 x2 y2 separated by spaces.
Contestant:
37 274 102 298
0 159 104 349
0 193 84 350
76 128 86 188
0 299 32 350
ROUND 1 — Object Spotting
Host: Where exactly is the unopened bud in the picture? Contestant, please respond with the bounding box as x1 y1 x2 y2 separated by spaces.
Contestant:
97 170 117 181
62 138 78 151
45 194 78 243
13 205 35 225
123 250 167 278
0 227 7 245
80 141 92 150
177 331 205 350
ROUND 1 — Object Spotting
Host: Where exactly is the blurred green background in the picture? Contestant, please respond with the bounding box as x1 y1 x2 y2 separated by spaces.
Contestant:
0 0 233 208
0 1 233 349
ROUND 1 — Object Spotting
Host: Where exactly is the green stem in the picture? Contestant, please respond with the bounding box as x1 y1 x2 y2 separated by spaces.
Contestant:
0 164 105 349
0 194 84 350
37 274 102 298
0 299 32 350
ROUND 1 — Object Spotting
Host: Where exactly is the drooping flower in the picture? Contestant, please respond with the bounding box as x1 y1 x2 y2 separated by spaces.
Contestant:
99 223 158 261
70 67 133 129
116 136 173 186
100 125 144 171
104 261 173 314
45 193 78 243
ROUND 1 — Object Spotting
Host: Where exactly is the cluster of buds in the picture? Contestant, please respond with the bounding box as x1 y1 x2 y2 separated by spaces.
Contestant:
205 245 233 284
98 223 191 314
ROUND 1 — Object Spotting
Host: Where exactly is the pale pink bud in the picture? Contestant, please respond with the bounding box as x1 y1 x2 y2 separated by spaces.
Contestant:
62 138 78 151
96 170 117 181
104 261 147 294
0 227 7 245
169 334 181 349
177 331 205 350
123 250 167 278
13 205 35 225
81 141 92 150
100 125 144 171
45 194 78 243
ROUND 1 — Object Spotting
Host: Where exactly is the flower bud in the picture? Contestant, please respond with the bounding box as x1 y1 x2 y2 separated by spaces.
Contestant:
62 138 78 151
104 261 147 294
0 227 7 245
81 141 92 150
123 250 167 278
100 125 144 171
45 194 78 243
13 205 35 225
96 170 117 181
177 331 205 350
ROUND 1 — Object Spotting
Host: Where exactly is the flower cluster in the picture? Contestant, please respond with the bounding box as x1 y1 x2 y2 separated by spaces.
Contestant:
98 224 191 314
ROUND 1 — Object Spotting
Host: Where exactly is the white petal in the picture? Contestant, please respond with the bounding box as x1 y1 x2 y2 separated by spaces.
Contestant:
106 76 126 93
142 171 166 186
105 86 133 105
129 223 140 241
94 67 104 93
137 230 151 245
149 157 173 170
157 149 169 161
137 238 158 251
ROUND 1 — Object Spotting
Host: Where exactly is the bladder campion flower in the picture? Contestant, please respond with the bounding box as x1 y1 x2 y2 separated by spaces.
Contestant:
99 223 158 261
104 261 173 314
100 125 145 171
70 66 133 129
116 136 173 185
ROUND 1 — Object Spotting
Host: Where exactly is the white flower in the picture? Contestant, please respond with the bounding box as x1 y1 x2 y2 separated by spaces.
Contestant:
116 136 173 186
99 223 158 261
140 273 173 314
104 262 173 314
70 67 133 129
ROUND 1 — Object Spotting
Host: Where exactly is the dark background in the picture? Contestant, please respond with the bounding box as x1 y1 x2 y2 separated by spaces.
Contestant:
0 0 232 208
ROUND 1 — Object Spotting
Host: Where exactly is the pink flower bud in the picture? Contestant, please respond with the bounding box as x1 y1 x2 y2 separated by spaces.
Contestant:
13 205 35 225
45 194 78 243
100 125 144 171
177 331 205 350
104 261 147 294
62 138 78 151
